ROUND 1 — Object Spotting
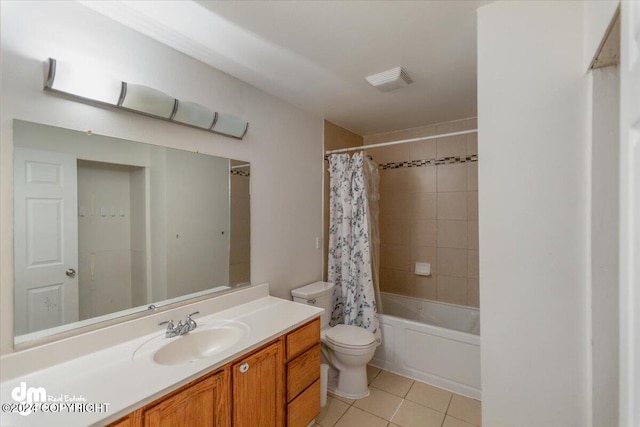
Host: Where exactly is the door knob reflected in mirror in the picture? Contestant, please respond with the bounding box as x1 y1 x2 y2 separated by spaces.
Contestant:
65 268 76 278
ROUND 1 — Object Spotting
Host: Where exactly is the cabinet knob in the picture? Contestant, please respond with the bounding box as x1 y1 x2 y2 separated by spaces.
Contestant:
239 363 249 373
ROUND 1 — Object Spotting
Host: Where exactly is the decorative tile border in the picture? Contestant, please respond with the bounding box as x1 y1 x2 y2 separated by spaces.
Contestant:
380 154 477 170
231 169 250 177
323 153 478 169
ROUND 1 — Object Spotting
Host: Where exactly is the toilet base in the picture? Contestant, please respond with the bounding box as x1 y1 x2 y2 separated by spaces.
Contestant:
326 364 370 400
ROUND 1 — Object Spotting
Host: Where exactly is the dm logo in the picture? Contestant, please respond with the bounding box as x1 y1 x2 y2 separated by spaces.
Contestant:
11 382 46 416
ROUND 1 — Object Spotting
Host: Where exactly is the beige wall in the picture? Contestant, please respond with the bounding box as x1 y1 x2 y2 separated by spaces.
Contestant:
323 121 363 280
364 118 478 308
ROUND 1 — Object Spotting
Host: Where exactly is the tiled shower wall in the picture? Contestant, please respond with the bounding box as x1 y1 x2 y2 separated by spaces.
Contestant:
365 118 479 308
323 121 364 280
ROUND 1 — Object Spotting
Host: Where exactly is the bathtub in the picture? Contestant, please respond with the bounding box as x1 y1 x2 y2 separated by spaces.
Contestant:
371 292 481 399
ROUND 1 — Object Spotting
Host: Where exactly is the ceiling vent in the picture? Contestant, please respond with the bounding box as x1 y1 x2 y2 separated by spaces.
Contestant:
365 67 413 92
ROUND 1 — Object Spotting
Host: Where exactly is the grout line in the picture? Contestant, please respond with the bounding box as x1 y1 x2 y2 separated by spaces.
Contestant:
330 403 350 427
445 413 481 427
348 405 390 426
389 398 404 425
444 393 454 415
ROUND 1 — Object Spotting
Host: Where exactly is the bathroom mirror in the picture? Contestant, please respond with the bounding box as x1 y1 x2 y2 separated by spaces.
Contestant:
13 120 251 344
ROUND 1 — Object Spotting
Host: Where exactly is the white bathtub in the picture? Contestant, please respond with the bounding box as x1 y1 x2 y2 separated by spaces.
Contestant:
371 292 481 399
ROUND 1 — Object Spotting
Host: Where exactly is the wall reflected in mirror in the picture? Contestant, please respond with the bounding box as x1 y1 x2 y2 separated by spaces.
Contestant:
13 120 250 344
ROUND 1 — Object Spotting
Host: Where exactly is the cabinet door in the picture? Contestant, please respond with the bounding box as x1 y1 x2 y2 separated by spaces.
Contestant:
232 341 284 427
106 414 137 427
144 369 230 427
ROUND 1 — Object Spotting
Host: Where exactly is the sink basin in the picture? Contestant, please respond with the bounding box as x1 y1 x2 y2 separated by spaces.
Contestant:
134 320 250 366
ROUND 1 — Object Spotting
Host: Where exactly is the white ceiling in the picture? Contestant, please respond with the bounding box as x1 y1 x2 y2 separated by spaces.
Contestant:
81 1 491 136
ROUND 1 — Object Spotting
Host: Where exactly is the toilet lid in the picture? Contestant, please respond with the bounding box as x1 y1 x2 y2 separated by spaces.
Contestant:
325 324 376 347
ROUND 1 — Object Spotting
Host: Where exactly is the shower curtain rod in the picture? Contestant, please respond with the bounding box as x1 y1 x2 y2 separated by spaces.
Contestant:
325 129 478 155
230 163 251 169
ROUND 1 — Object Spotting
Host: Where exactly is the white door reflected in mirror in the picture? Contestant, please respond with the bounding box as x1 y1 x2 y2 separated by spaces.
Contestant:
14 147 79 335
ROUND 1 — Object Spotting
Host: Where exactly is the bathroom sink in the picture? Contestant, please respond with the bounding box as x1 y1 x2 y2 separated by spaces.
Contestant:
133 320 250 366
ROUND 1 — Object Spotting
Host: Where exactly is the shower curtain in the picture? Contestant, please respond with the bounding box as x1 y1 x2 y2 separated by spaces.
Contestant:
364 154 382 314
328 152 381 344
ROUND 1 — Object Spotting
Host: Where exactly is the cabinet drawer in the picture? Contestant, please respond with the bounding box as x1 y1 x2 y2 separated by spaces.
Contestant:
287 344 320 401
287 379 320 427
286 318 320 360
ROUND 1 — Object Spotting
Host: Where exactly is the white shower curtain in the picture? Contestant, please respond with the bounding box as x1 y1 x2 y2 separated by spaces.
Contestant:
364 154 382 314
328 152 381 344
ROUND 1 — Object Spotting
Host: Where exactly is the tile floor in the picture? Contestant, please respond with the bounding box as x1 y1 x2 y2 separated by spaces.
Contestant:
313 366 481 427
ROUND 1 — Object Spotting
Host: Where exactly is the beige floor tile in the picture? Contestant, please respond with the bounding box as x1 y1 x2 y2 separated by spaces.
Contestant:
333 406 388 427
316 396 350 427
371 371 414 397
448 394 481 426
327 391 355 405
353 386 403 421
391 400 445 427
443 415 477 427
405 381 452 413
367 365 382 384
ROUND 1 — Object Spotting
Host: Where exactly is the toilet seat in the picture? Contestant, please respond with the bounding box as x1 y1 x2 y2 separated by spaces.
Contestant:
323 324 376 349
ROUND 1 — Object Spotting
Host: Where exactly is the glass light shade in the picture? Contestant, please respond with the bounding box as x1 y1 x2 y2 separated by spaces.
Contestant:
173 101 217 129
212 113 249 139
44 58 122 105
120 83 176 118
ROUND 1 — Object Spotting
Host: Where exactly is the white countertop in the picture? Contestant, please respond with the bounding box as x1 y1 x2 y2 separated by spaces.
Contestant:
0 294 322 426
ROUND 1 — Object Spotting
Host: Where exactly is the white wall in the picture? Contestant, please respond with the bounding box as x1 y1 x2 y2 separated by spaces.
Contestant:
478 2 590 426
584 1 620 70
0 1 324 355
590 65 620 427
165 149 229 297
77 161 134 320
130 167 147 308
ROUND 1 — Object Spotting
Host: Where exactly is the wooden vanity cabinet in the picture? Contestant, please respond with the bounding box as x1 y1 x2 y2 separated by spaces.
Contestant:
107 317 320 427
142 369 230 427
232 340 284 427
285 318 321 427
106 414 137 427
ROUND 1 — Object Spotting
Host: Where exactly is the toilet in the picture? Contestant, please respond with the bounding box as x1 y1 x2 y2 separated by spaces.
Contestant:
291 281 377 399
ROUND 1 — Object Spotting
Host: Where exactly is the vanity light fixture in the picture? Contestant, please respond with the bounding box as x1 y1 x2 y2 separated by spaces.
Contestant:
43 58 122 105
212 113 249 139
119 83 177 119
173 100 217 130
43 58 249 139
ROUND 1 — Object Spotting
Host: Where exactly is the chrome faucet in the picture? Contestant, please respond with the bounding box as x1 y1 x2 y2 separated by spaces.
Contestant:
185 312 198 331
158 311 200 338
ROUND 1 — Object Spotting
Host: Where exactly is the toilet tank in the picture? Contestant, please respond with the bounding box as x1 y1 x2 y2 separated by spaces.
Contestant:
291 281 335 328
